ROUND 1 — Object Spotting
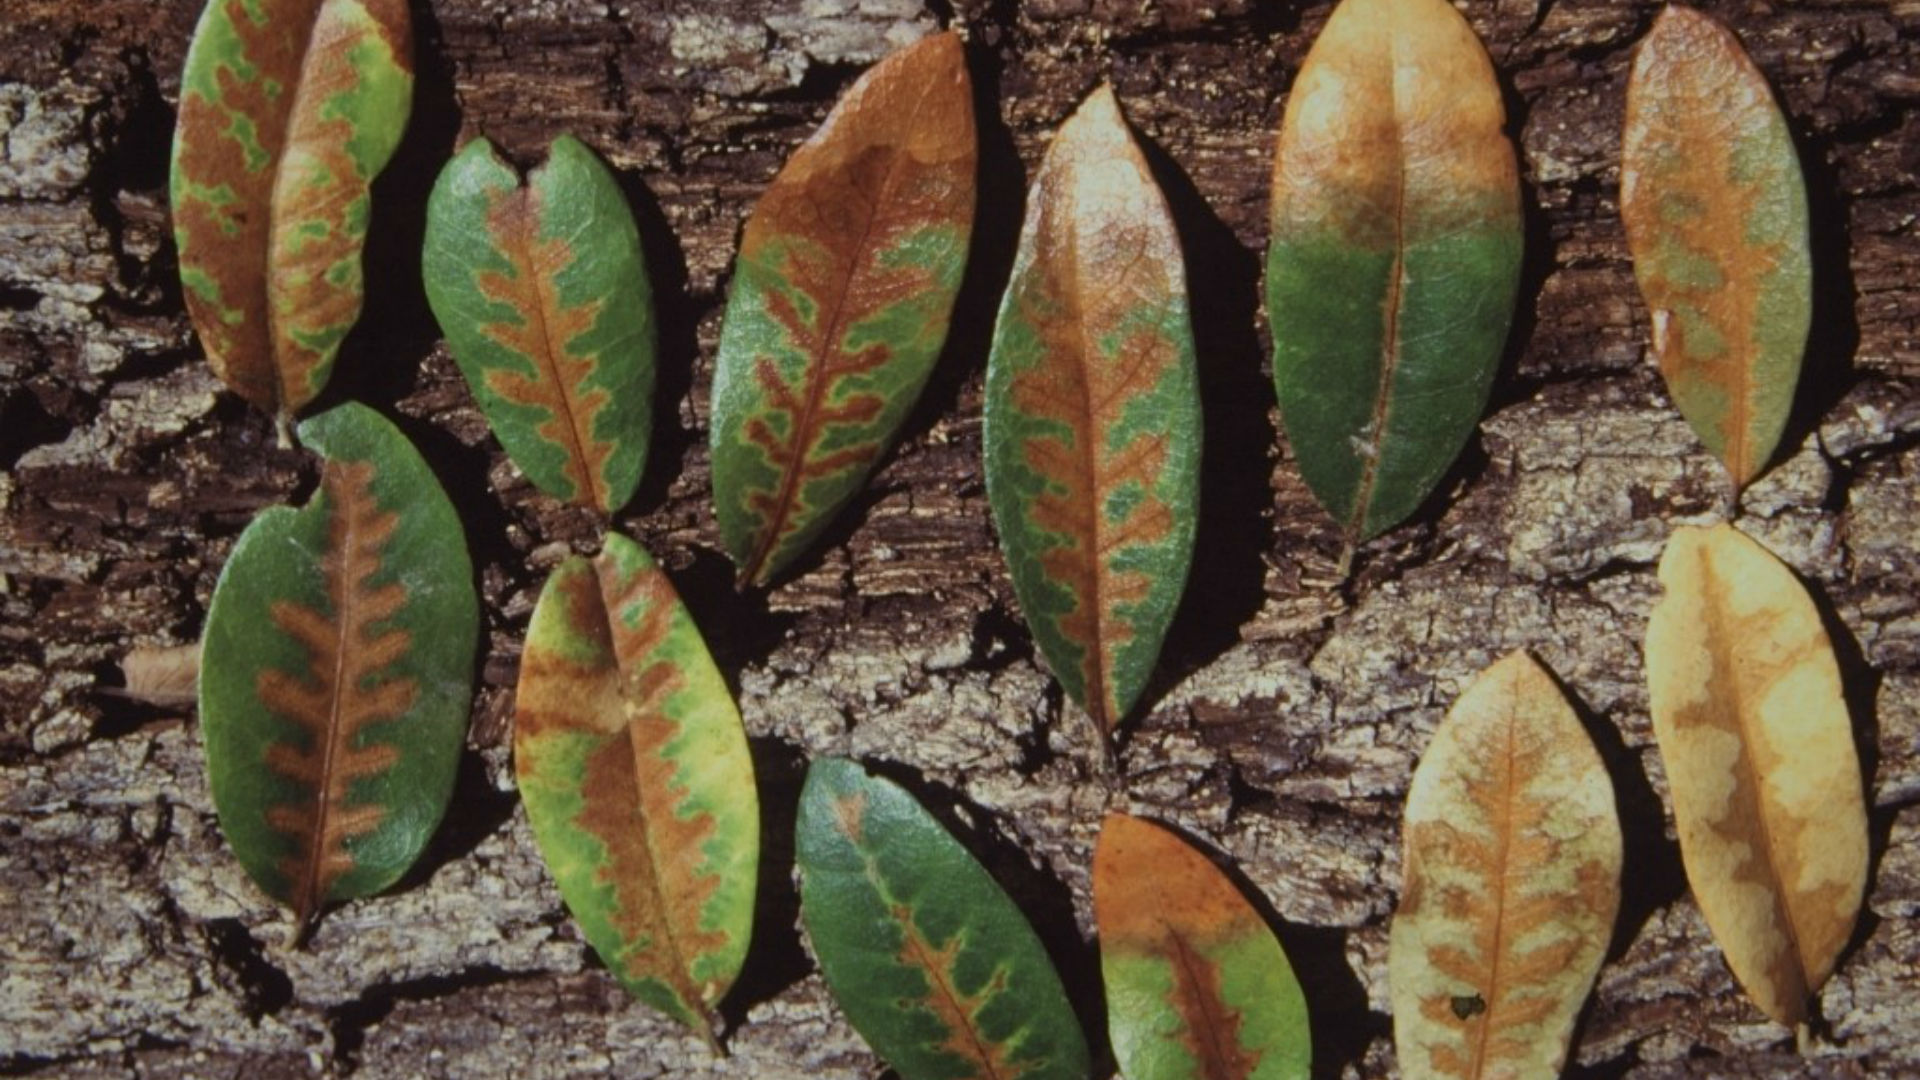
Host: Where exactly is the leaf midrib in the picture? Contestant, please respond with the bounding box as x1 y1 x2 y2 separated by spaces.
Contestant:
262 1 333 417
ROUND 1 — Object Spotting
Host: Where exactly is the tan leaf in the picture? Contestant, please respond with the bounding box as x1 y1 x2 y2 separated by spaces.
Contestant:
1646 523 1868 1030
116 644 200 708
1389 651 1622 1079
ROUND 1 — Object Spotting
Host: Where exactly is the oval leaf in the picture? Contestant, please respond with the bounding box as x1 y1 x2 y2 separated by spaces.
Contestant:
1622 6 1812 491
1266 0 1522 550
1389 651 1622 1078
1646 524 1867 1029
198 402 477 932
983 85 1201 739
171 0 414 420
514 532 758 1041
423 135 656 514
1095 813 1310 1080
796 757 1090 1080
711 31 976 586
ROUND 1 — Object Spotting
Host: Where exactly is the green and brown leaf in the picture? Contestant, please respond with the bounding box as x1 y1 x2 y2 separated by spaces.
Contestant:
710 30 976 586
515 532 758 1041
1646 524 1867 1030
198 402 477 934
1266 0 1522 553
171 0 413 421
1622 5 1812 491
423 135 655 514
796 758 1090 1080
983 85 1200 740
1388 652 1622 1079
1095 813 1310 1080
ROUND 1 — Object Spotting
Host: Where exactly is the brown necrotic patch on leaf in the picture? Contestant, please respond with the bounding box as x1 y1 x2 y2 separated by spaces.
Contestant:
1389 652 1621 1079
1646 524 1867 1031
254 458 416 927
473 190 618 510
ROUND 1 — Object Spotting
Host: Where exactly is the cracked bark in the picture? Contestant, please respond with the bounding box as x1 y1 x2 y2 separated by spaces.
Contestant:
2 0 1917 1077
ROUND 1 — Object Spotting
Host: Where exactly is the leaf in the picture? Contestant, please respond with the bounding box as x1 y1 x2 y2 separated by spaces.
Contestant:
796 757 1090 1080
198 402 477 933
1645 523 1867 1029
513 531 758 1042
423 135 656 514
710 31 976 586
1265 0 1523 550
1622 6 1812 491
117 644 201 708
170 0 414 421
982 85 1200 739
1388 651 1622 1079
1094 813 1310 1080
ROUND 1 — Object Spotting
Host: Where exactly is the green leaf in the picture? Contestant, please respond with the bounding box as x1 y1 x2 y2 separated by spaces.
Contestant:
423 135 656 514
796 758 1090 1080
1388 652 1622 1078
1265 0 1523 550
1622 6 1812 491
514 532 759 1042
198 402 477 933
711 31 976 586
983 85 1200 740
170 0 414 421
1095 813 1310 1080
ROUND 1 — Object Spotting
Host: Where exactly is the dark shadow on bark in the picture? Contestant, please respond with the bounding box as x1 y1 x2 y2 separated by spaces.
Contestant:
203 917 295 1021
1138 814 1380 1080
668 547 798 682
318 0 464 416
718 735 815 1038
1128 125 1275 738
610 162 700 520
860 758 1114 1079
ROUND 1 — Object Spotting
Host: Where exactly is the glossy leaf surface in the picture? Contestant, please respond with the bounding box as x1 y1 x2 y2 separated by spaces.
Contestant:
199 403 476 929
983 86 1200 737
711 31 976 586
423 136 656 513
171 0 413 419
1389 652 1621 1079
1095 813 1310 1080
1266 0 1522 544
1646 524 1866 1028
1622 6 1811 490
796 758 1090 1080
515 532 758 1039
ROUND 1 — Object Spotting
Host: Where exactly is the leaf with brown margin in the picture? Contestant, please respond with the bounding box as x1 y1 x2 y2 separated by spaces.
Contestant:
1095 813 1310 1080
198 403 477 936
1622 5 1812 491
170 0 414 423
710 31 976 586
1389 652 1622 1078
983 85 1200 740
514 532 758 1043
1646 523 1868 1031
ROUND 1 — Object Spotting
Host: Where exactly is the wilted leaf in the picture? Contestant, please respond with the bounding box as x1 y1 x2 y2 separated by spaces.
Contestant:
514 532 758 1043
118 644 201 708
983 85 1200 739
423 135 655 514
171 0 413 421
1389 651 1621 1078
1266 0 1522 553
1095 813 1310 1080
199 402 477 933
796 757 1090 1080
1646 523 1867 1030
1622 6 1811 492
711 31 976 586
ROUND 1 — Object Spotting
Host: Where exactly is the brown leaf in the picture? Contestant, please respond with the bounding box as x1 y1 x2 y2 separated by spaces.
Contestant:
1646 523 1869 1030
116 644 200 708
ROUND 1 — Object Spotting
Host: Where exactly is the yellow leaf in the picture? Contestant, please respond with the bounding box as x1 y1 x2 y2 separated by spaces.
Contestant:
1646 523 1868 1030
1389 651 1621 1079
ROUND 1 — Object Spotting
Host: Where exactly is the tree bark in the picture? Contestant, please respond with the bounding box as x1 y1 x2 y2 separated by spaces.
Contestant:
2 0 1917 1076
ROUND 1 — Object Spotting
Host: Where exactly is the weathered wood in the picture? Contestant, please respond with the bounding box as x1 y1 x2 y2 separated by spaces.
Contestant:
2 0 1916 1076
